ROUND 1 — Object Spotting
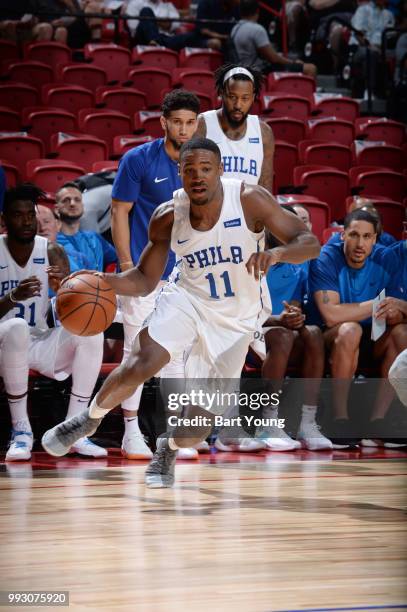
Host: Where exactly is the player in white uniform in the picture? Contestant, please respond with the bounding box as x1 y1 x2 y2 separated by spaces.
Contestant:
42 138 320 486
0 184 105 460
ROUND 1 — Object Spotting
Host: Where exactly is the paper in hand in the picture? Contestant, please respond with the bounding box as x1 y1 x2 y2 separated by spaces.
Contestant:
371 289 386 341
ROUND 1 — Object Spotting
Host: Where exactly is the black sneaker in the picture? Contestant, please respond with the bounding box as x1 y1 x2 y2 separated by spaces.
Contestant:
42 410 102 457
329 419 360 449
145 438 177 488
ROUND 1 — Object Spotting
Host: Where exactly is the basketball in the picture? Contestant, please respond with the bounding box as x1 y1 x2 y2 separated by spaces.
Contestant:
56 273 117 336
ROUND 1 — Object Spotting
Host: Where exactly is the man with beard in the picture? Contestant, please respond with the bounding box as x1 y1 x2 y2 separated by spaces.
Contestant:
0 184 105 460
55 184 117 273
109 89 203 461
196 65 274 196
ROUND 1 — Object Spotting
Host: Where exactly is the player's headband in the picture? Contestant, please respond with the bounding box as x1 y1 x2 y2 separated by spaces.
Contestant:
223 67 254 84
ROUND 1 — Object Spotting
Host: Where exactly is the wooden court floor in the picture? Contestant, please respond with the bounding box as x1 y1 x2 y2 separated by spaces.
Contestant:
0 448 406 612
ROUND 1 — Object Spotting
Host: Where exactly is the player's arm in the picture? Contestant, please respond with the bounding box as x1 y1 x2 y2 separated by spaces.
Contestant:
194 115 207 138
258 120 275 194
0 276 42 319
111 199 134 271
47 242 70 293
314 290 374 328
102 202 174 297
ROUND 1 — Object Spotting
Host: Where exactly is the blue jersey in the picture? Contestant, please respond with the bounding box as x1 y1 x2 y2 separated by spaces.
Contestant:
309 242 399 326
388 240 407 299
57 231 105 272
267 263 307 315
327 231 396 247
112 138 178 279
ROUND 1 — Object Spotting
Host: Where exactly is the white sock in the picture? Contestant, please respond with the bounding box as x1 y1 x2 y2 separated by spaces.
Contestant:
300 405 317 424
66 393 91 419
88 397 110 420
124 415 141 436
168 437 179 450
8 394 31 432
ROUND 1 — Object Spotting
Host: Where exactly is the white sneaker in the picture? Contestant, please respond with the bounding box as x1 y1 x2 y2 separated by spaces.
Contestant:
214 437 265 452
195 440 210 453
70 437 108 458
121 432 153 459
177 447 199 460
297 421 333 450
6 430 33 461
257 426 301 451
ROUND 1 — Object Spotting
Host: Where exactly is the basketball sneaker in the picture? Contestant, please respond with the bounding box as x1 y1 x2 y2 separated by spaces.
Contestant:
177 447 199 459
70 437 107 457
145 438 177 488
297 421 333 451
361 418 407 448
42 410 102 457
6 429 33 461
257 425 301 451
121 433 153 459
214 436 265 452
329 419 360 449
195 440 210 453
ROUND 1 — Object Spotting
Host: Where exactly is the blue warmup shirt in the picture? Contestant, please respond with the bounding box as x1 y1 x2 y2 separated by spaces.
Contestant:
388 239 407 299
267 263 307 315
57 231 105 272
327 231 396 247
112 138 179 279
309 242 399 326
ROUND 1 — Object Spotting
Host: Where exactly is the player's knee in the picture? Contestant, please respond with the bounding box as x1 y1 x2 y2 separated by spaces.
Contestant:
4 319 30 352
74 331 104 353
335 322 362 351
266 327 295 354
303 325 324 349
388 323 407 350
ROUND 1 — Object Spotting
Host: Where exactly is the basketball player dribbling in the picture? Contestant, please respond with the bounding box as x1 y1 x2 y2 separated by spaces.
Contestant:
42 138 320 487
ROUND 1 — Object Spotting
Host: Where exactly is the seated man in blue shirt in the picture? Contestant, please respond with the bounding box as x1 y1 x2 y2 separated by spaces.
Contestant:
309 209 407 448
327 198 396 247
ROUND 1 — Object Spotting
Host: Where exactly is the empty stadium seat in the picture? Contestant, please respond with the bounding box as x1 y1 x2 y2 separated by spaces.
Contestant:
273 141 298 192
0 82 39 108
8 61 54 91
351 140 404 172
26 159 86 193
127 67 171 108
95 86 147 115
134 111 162 138
172 69 216 100
302 142 352 172
26 109 77 154
0 40 19 63
307 117 354 145
373 200 405 239
294 165 349 220
84 43 131 83
261 94 311 119
322 226 343 244
264 117 306 145
113 134 154 157
313 95 360 122
0 135 44 179
355 118 406 146
59 64 108 92
277 194 330 242
42 84 95 114
24 41 71 72
267 72 315 100
178 48 223 71
79 110 132 155
350 168 406 201
50 133 108 173
0 107 20 132
0 160 19 187
91 160 119 172
132 46 179 71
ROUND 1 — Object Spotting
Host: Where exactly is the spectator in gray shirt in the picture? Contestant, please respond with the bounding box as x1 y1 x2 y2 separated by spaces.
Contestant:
231 0 317 77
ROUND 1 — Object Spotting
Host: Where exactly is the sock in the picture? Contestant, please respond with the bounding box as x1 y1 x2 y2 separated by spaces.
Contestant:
262 405 279 425
124 416 141 436
300 405 317 424
66 393 91 419
88 397 110 420
9 394 31 433
168 437 179 450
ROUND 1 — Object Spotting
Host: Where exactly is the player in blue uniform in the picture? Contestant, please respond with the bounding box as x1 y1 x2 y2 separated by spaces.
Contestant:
110 89 201 460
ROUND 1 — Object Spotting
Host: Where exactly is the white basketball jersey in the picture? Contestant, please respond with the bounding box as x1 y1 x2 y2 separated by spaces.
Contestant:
0 235 50 333
203 110 263 184
170 178 264 326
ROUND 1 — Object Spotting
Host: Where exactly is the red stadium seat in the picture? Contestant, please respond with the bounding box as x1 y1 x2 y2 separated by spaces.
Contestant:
261 94 311 119
50 133 108 173
134 111 162 138
178 47 223 71
351 140 404 172
0 82 39 108
24 41 71 72
91 160 119 172
113 134 154 157
322 226 343 244
8 61 54 91
264 117 306 145
26 159 86 193
0 40 19 63
79 110 132 156
127 67 171 108
0 106 20 132
302 142 352 172
355 118 406 146
42 84 95 114
26 109 77 154
132 46 179 71
273 141 298 192
0 160 19 187
313 95 359 122
84 43 131 82
267 72 315 100
373 200 405 239
294 165 349 220
350 168 406 201
172 69 216 100
0 135 44 179
95 86 147 115
307 117 354 145
277 194 331 242
100 16 130 46
59 64 108 92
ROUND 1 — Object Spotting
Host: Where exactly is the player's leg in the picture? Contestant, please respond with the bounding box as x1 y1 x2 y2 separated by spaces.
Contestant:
0 319 31 461
42 327 171 457
389 348 407 407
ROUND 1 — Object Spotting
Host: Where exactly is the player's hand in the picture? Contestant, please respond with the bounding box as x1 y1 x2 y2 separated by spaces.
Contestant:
246 249 282 280
61 269 102 286
280 301 305 329
375 297 407 321
12 276 42 301
46 265 65 293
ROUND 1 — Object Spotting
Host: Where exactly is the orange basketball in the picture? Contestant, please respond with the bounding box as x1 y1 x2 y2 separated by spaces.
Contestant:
56 273 117 336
